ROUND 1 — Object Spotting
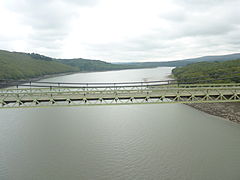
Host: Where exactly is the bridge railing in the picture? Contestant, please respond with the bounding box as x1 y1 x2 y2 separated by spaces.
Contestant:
1 72 240 90
0 79 176 89
1 80 240 91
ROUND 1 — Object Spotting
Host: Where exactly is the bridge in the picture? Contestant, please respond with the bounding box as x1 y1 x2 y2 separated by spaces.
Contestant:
0 79 240 108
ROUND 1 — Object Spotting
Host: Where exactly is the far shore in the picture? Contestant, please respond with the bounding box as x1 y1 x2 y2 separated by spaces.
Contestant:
0 72 76 88
0 68 140 88
1 69 239 124
0 66 174 88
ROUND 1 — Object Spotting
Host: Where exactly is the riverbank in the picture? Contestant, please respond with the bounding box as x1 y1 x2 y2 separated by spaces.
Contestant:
0 72 76 88
0 66 171 89
185 102 240 123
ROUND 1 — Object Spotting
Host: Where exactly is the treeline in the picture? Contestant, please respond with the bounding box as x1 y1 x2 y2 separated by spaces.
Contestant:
172 59 240 83
55 59 137 72
0 50 137 80
119 53 240 67
2 48 240 82
0 50 78 80
28 53 53 61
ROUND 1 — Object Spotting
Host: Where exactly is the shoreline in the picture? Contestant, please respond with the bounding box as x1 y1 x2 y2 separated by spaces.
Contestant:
185 102 240 124
1 66 173 88
1 69 239 124
0 72 76 88
171 74 240 124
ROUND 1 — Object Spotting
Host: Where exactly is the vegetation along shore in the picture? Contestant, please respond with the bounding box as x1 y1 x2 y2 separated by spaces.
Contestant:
1 49 240 81
172 59 240 123
1 49 240 123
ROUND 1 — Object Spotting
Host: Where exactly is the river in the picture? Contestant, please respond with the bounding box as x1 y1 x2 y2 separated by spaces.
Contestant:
0 67 240 180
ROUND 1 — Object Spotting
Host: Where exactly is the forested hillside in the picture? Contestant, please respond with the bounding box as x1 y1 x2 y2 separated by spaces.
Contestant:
172 59 240 83
0 50 78 80
2 48 240 81
55 58 136 71
0 50 137 80
121 53 240 67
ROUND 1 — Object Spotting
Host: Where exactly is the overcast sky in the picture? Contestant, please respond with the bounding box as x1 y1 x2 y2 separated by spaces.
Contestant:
0 0 240 62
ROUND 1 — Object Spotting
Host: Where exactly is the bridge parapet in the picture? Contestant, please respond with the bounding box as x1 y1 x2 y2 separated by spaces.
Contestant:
0 83 240 108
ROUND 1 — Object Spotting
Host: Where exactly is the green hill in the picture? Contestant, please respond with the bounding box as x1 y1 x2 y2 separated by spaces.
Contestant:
172 59 240 83
0 50 137 80
119 53 240 67
2 49 240 81
0 50 78 80
55 58 137 72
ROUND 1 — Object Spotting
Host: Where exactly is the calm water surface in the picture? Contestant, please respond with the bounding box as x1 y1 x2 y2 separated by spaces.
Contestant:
0 67 240 180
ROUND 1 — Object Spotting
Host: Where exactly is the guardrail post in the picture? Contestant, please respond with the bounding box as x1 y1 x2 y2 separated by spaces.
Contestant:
114 83 116 93
58 83 60 92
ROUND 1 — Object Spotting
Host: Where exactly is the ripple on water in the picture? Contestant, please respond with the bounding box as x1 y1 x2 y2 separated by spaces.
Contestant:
0 68 240 180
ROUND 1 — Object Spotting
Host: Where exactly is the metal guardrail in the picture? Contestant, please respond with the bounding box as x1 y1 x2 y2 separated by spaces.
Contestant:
1 71 240 89
0 83 240 108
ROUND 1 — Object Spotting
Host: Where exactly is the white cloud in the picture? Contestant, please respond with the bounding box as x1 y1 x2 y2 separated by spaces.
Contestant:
0 0 240 61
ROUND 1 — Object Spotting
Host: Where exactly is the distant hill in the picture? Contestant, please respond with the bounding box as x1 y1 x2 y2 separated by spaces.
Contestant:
122 53 240 67
172 59 240 83
55 58 136 72
0 50 78 80
0 50 136 80
1 49 240 81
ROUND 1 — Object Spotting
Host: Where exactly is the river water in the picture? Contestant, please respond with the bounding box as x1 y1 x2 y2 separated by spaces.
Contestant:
0 67 240 180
